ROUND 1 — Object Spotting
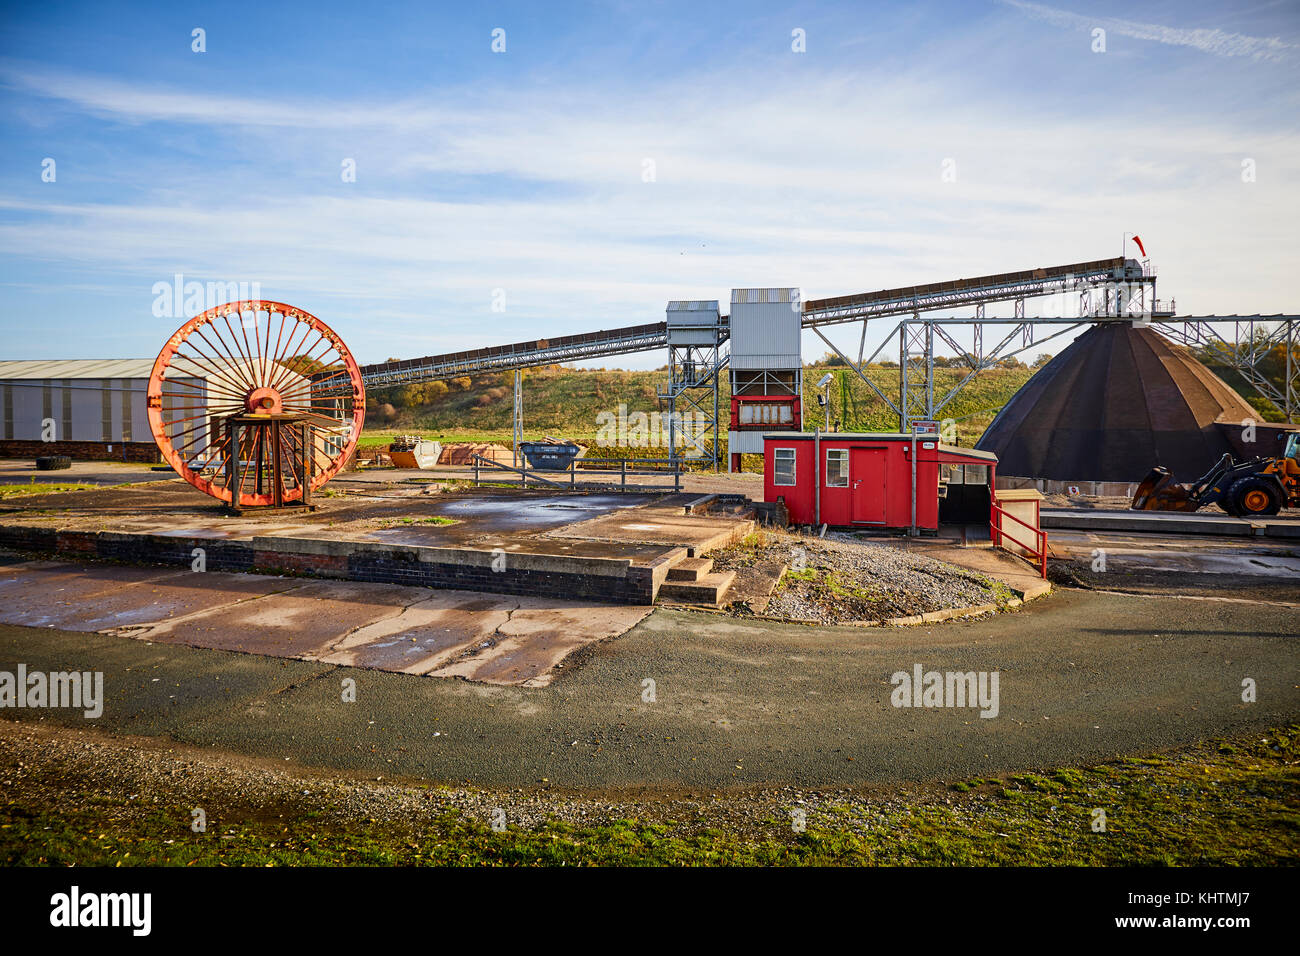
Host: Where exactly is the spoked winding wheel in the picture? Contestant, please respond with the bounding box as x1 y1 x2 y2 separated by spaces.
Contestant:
147 301 364 507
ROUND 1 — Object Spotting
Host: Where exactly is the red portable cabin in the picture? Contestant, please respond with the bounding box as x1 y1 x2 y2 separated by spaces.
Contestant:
762 432 998 532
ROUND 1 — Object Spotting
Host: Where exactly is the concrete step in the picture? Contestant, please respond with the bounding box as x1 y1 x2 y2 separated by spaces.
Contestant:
666 556 714 582
687 519 754 557
658 570 736 606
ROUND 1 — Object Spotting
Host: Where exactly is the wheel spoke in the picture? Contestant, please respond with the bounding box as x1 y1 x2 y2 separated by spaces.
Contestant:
184 333 257 398
193 323 258 394
221 312 261 391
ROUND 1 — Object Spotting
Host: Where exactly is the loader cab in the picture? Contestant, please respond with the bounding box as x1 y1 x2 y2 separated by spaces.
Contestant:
1285 432 1299 464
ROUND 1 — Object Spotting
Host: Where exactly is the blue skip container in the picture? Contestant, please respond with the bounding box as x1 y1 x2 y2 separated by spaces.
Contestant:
518 441 582 471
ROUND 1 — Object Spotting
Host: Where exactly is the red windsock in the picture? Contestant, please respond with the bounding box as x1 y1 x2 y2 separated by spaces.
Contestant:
1131 235 1147 257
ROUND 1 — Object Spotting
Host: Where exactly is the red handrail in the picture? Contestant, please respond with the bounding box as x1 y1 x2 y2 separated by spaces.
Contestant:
990 500 1048 579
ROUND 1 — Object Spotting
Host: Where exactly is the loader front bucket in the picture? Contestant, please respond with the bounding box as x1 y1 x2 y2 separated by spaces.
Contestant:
1130 467 1198 511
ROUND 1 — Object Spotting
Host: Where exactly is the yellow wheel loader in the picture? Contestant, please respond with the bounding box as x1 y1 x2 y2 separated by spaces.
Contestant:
1131 432 1300 517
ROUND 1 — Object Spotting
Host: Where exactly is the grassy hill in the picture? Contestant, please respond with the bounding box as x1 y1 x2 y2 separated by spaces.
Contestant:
361 362 1035 459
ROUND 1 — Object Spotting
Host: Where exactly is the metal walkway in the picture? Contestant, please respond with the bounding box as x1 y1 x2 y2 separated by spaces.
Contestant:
800 256 1132 326
355 256 1141 389
359 321 667 388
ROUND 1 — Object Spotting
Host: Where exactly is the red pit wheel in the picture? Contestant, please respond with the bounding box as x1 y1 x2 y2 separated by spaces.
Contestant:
147 301 364 507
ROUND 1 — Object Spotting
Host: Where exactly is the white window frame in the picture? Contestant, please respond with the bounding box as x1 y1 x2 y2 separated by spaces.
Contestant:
773 447 797 486
825 448 849 487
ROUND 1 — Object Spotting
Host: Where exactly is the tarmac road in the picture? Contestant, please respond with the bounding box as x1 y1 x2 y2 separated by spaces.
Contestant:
1 587 1295 791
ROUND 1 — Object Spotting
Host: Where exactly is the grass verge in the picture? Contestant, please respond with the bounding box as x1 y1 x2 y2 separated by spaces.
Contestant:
2 726 1295 866
0 482 99 499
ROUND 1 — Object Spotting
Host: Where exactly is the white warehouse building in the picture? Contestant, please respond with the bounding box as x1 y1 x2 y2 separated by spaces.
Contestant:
0 359 161 461
0 359 317 465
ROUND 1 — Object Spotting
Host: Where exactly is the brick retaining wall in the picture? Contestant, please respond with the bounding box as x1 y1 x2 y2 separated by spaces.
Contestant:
0 525 658 605
0 440 162 463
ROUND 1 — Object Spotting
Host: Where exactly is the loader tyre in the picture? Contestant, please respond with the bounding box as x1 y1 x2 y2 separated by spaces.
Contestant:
35 455 72 471
1227 476 1282 517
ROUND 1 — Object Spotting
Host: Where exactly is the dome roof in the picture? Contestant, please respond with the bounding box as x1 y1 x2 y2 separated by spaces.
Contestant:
975 323 1258 481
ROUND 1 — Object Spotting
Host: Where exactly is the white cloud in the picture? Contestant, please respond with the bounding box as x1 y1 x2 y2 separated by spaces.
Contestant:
1 59 1297 366
998 0 1296 61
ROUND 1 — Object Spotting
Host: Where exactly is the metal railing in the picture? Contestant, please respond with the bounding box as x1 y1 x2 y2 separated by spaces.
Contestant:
990 500 1048 579
472 454 682 492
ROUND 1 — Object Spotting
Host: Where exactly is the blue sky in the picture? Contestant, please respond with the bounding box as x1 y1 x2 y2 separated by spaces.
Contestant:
1 0 1297 367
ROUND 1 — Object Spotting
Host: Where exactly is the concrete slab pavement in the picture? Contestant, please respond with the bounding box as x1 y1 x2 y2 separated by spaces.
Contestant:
0 559 651 686
921 546 1051 601
548 502 753 556
0 561 275 629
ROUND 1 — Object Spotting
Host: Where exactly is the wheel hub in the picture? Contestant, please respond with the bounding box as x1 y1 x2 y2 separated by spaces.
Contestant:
245 386 284 414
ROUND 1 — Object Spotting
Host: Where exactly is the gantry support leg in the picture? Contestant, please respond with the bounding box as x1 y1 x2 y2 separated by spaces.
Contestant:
513 369 523 467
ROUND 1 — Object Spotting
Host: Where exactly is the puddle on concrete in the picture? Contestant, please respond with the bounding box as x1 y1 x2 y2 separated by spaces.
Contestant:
429 494 651 531
368 526 461 545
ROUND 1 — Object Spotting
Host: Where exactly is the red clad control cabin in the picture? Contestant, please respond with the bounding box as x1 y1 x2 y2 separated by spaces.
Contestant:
762 432 998 532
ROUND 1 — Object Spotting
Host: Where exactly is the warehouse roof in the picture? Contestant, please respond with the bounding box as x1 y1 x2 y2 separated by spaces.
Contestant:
0 357 226 381
0 359 157 379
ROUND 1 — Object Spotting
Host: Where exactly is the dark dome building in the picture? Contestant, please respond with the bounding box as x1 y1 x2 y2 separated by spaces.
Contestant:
976 323 1264 484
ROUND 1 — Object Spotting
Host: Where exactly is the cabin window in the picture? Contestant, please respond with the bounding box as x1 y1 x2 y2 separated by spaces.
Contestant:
942 463 991 485
773 448 796 486
825 449 849 487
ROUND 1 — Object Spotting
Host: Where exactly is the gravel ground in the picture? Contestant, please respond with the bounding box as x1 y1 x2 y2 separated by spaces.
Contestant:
710 529 1004 624
0 720 973 843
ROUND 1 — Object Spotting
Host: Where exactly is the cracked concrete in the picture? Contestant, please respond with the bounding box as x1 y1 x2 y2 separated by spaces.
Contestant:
0 557 651 686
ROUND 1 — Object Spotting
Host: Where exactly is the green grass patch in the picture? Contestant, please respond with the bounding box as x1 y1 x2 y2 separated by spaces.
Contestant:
0 482 98 499
3 726 1295 867
783 567 821 583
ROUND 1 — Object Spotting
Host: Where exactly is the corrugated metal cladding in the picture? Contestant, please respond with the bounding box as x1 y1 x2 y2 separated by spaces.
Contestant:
666 301 720 325
727 430 766 454
731 288 798 305
0 359 157 379
0 359 167 442
728 288 802 370
666 300 721 346
667 300 720 315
